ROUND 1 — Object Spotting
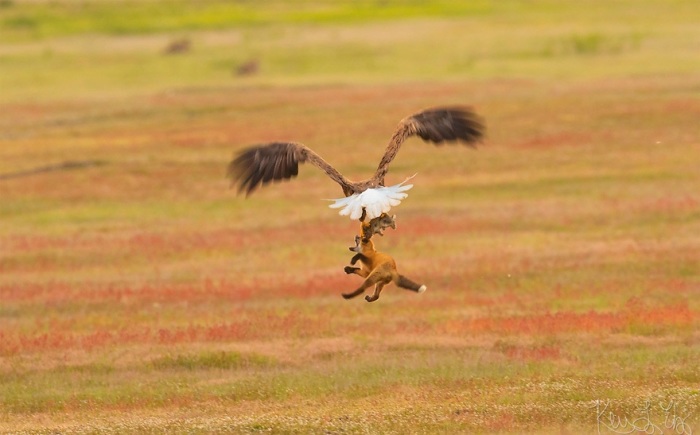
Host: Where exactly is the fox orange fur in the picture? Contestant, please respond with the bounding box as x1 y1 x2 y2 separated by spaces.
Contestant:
342 224 426 302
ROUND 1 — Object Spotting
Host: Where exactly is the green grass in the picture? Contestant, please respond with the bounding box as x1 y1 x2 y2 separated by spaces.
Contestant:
151 351 276 371
0 0 493 40
2 343 697 431
2 0 700 102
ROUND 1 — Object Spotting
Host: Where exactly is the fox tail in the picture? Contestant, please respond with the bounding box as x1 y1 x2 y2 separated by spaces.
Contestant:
397 274 427 293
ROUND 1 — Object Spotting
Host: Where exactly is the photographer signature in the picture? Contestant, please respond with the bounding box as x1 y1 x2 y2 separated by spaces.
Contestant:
592 399 693 434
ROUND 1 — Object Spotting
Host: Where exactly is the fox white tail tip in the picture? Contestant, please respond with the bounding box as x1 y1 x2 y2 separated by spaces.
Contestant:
418 285 427 293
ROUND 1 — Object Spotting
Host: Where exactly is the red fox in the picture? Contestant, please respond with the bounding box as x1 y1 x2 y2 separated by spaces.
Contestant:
342 233 427 302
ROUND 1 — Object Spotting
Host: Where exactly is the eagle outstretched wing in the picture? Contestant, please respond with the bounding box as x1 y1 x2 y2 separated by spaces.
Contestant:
227 141 354 196
228 106 486 200
372 106 485 185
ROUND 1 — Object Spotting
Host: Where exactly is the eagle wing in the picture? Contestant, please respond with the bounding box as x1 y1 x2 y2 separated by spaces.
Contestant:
227 142 355 196
372 106 486 185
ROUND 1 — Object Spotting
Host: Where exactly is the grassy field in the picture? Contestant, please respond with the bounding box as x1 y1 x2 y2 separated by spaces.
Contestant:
1 0 699 433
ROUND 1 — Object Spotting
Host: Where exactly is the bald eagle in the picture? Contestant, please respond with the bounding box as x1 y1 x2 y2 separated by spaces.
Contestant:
227 106 485 220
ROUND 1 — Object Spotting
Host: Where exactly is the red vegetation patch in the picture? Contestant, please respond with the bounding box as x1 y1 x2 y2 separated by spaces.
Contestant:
664 98 700 115
0 310 334 356
639 195 699 214
273 273 355 299
0 273 356 305
1 225 321 256
0 280 255 304
442 300 695 336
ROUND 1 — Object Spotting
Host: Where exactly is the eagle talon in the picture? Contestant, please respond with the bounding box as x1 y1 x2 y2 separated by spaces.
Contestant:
359 208 367 222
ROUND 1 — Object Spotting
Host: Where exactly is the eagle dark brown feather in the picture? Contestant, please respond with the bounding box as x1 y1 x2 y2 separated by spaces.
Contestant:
227 106 485 196
410 106 485 145
371 106 485 184
227 141 354 196
227 142 302 195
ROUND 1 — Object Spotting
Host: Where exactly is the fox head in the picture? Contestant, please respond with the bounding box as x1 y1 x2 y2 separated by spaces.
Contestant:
349 235 375 254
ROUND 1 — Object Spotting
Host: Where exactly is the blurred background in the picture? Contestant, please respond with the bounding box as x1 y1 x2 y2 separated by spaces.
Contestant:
1 1 699 433
1 1 699 100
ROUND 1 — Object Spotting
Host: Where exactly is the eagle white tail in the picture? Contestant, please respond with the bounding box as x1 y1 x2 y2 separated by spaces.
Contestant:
327 176 415 220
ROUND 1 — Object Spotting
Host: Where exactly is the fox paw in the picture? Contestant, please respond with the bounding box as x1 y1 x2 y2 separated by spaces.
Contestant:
344 266 360 274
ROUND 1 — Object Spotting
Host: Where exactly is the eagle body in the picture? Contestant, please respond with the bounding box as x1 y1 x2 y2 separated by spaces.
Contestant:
228 106 485 219
328 176 415 220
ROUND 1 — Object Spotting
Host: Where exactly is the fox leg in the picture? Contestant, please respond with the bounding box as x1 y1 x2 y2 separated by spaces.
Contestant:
344 265 369 277
342 270 383 299
344 252 369 276
396 274 427 293
364 282 386 302
341 281 371 299
349 253 368 266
